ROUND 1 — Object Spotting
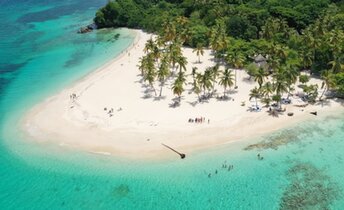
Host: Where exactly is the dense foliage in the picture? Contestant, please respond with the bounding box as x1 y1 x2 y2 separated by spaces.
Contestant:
94 0 344 98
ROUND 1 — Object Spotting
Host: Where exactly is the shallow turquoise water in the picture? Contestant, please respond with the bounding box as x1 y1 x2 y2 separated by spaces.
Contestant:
1 0 344 209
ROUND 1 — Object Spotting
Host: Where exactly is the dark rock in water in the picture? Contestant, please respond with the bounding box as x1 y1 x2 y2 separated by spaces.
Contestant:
78 27 92 34
287 112 294 116
77 23 97 34
87 23 97 30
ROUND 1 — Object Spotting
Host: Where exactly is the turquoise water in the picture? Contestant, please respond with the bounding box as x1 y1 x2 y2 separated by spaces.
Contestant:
1 1 344 209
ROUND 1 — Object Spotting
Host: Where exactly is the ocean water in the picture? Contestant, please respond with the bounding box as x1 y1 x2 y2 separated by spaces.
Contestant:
0 0 344 209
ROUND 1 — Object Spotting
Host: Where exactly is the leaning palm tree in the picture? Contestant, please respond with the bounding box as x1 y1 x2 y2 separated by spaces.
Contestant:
249 87 261 107
193 44 204 63
219 68 234 97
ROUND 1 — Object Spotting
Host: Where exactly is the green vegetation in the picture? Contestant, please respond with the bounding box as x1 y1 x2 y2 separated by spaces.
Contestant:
95 0 344 103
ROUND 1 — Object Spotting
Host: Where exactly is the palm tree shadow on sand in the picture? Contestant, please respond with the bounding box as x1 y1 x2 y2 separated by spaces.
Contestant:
169 97 182 108
153 96 167 101
268 109 284 117
141 88 155 99
216 95 234 102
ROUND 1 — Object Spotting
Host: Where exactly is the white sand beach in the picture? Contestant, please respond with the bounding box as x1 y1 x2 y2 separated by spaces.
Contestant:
22 29 342 159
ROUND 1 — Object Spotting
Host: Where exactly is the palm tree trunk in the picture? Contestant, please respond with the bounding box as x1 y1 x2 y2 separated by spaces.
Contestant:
223 87 226 97
159 81 164 97
319 86 327 100
151 84 157 96
235 69 237 88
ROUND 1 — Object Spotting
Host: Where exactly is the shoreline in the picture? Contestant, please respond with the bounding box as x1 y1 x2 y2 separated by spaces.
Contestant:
20 29 343 160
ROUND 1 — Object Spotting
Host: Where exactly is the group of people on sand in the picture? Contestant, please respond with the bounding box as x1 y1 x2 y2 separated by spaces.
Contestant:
69 93 77 108
188 117 210 124
69 93 77 101
104 107 114 117
104 107 122 117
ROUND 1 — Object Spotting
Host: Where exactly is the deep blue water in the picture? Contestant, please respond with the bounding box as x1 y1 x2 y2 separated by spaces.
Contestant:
0 0 344 209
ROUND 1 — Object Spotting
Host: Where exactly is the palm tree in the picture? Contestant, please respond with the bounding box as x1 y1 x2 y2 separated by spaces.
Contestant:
162 19 176 42
328 57 344 73
299 49 313 70
267 57 281 73
210 64 220 93
197 70 213 97
261 81 274 98
320 70 335 100
193 44 204 63
249 87 261 107
172 72 186 102
219 68 234 97
245 63 258 80
172 80 184 102
282 64 299 98
157 55 170 97
168 41 182 71
272 79 288 108
272 94 282 109
144 38 155 54
192 78 201 100
176 55 188 73
303 29 320 62
143 54 157 96
191 67 198 79
226 52 245 88
271 44 288 62
138 56 148 76
209 19 228 62
253 67 267 88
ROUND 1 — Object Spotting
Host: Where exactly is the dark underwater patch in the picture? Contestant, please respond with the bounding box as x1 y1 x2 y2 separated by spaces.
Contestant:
279 162 341 209
64 50 92 68
112 184 130 198
0 61 28 74
0 77 10 97
244 129 301 151
17 4 80 23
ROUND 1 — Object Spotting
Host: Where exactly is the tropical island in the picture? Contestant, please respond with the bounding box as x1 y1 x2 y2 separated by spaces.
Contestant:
21 0 343 159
